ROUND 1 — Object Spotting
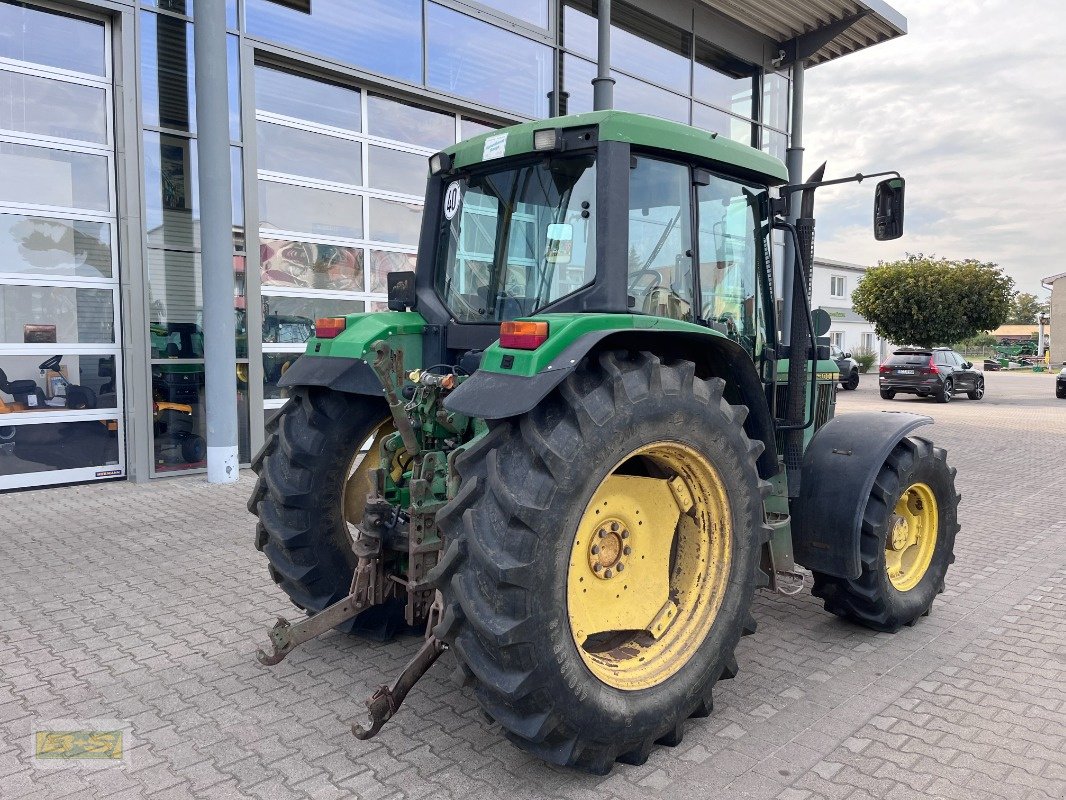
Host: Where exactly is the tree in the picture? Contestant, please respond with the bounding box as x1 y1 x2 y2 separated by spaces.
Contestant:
1007 292 1050 325
851 254 1014 349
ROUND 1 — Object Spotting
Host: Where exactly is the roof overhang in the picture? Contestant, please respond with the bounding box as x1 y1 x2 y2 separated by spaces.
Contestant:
702 1 907 66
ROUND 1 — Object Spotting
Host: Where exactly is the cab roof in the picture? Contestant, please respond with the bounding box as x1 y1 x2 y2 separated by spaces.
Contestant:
444 110 790 186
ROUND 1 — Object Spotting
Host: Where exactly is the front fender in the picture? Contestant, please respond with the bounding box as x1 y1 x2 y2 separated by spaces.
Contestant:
791 411 932 578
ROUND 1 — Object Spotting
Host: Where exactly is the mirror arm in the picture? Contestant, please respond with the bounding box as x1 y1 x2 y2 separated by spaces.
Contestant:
780 170 902 197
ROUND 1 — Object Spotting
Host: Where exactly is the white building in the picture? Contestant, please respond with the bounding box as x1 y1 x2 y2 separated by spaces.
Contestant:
811 257 890 362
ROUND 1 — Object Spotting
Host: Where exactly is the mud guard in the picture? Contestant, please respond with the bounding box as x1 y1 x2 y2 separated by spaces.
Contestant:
791 411 932 579
277 355 383 396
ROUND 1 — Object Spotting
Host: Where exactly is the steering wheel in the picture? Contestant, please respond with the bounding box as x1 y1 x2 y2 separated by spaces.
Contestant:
627 269 662 293
39 355 63 373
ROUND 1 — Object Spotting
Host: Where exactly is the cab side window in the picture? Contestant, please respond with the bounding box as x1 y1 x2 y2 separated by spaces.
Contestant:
627 156 694 321
697 176 767 355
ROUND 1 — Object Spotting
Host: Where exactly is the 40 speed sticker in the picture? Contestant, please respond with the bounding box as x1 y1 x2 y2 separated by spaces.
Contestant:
443 180 462 220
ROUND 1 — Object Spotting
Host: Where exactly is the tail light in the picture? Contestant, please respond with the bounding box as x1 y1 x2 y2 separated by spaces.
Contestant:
879 364 889 374
500 320 549 350
927 356 938 374
315 317 347 339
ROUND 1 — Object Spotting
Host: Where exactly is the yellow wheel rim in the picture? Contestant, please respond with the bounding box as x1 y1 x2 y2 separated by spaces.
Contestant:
566 441 733 691
342 418 394 533
885 482 938 592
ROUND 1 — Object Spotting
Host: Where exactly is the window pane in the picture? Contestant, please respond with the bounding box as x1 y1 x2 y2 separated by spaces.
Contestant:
694 40 755 120
697 176 768 354
0 353 117 409
0 214 111 279
368 146 426 196
367 94 454 150
141 0 239 28
0 285 113 344
461 117 499 140
148 249 202 333
628 157 693 321
0 69 107 144
256 121 362 185
231 147 244 229
0 419 121 477
254 65 361 132
369 198 422 245
762 72 789 132
762 128 787 162
426 3 551 119
563 2 689 89
262 296 365 343
0 4 106 76
144 131 198 249
693 104 753 145
260 239 363 291
0 141 109 211
257 181 363 239
264 352 300 399
141 11 194 132
151 367 249 470
475 0 548 27
369 249 416 294
563 54 688 124
246 0 422 84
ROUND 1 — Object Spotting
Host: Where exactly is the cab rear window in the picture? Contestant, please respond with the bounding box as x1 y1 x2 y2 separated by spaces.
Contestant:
887 353 930 365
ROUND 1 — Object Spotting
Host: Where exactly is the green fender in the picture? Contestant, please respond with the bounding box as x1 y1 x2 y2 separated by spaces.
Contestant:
444 314 780 479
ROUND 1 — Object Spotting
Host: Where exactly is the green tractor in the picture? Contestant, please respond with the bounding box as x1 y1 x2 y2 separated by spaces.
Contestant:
249 110 959 773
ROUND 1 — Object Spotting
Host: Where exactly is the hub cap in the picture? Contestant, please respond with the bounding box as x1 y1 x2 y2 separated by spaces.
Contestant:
566 441 733 690
885 482 938 592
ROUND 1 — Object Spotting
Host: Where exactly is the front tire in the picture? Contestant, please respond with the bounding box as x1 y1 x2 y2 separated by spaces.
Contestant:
811 437 958 632
967 377 985 400
432 351 770 773
880 389 895 400
248 387 404 638
842 370 859 390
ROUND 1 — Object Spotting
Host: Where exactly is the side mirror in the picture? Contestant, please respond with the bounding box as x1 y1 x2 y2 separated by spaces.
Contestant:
873 177 905 241
963 361 973 369
843 351 852 359
387 271 417 311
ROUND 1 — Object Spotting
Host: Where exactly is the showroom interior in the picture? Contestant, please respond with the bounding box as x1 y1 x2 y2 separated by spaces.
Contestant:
0 0 904 489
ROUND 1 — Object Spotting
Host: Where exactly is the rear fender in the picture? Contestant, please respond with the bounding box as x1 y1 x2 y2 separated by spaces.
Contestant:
444 323 779 479
791 411 932 578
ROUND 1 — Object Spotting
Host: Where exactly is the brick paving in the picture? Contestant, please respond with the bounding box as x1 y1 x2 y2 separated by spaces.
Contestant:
1 370 1064 799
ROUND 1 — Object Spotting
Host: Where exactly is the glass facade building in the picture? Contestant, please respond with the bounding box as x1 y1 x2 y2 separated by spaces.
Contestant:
0 0 801 489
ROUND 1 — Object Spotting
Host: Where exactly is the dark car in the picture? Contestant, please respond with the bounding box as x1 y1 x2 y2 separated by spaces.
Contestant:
830 344 860 390
879 347 985 403
1057 363 1066 399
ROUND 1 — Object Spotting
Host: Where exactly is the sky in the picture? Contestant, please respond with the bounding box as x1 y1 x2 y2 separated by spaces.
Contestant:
803 1 1066 296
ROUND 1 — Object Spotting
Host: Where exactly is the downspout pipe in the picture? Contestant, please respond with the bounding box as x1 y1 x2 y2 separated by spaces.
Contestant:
592 0 615 110
194 0 239 483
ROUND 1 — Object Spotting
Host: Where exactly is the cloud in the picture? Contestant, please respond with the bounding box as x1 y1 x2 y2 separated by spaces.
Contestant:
804 1 1066 294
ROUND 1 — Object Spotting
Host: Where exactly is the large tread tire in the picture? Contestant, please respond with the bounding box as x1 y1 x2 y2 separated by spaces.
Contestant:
811 436 959 633
431 350 771 773
248 387 403 638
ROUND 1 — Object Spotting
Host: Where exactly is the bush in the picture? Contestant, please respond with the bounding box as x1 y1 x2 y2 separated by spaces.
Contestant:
853 348 877 373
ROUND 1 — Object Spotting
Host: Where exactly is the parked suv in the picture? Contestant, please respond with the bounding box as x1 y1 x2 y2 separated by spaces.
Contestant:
1057 363 1066 399
830 345 860 390
879 347 985 403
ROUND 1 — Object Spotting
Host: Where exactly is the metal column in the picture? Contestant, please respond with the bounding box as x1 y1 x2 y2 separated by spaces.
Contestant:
592 0 615 111
780 59 804 345
193 0 238 483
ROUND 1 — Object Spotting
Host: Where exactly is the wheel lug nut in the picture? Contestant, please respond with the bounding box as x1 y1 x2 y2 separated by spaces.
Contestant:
623 546 631 556
610 522 619 532
593 563 602 572
598 529 606 538
591 545 600 555
621 530 630 539
604 569 613 578
616 563 624 572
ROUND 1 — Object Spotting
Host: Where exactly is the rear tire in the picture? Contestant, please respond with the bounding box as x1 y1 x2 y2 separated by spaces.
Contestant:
967 377 985 400
248 387 404 638
811 437 958 632
842 370 859 390
432 350 770 773
880 389 895 400
936 378 953 403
